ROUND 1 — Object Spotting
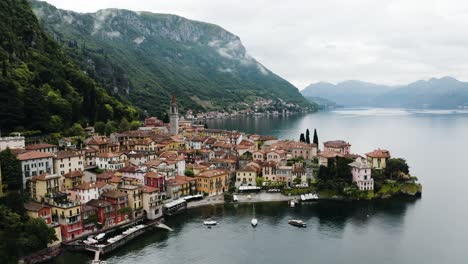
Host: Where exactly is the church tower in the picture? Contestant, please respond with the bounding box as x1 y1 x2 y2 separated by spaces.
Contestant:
169 96 179 135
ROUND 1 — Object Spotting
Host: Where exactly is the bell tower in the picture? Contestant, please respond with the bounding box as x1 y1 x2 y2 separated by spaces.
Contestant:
169 96 179 135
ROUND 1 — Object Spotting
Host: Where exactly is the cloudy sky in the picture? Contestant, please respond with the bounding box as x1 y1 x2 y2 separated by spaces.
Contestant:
42 0 468 89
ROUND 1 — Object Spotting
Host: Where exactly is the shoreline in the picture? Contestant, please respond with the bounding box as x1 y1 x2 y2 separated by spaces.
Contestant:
186 191 422 210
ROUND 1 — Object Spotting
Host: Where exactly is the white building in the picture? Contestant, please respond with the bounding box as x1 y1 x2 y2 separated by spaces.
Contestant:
17 151 55 188
54 151 84 176
96 152 125 170
73 182 102 204
0 135 25 151
142 186 163 220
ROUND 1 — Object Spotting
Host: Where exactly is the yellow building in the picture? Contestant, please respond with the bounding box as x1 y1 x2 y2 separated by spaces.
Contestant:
30 173 63 202
366 149 391 169
49 200 83 241
63 170 84 190
195 169 229 196
118 184 143 219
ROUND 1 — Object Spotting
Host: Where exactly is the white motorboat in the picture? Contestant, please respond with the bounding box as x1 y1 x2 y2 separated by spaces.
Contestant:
204 220 218 226
301 194 306 201
251 218 258 227
251 204 258 227
95 233 105 240
233 195 239 202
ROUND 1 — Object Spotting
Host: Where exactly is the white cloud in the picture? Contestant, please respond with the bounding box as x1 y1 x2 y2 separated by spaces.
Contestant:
43 0 468 88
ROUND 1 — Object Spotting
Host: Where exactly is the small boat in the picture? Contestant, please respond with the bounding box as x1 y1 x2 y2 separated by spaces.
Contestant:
233 195 239 202
204 220 218 226
300 194 306 201
289 200 295 208
288 219 307 227
251 218 258 227
95 233 105 240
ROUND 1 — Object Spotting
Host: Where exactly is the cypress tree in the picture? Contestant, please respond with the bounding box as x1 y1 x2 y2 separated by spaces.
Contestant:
299 133 305 143
313 129 319 145
305 129 310 144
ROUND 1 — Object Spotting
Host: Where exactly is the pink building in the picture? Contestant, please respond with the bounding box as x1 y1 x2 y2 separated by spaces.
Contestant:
349 161 373 191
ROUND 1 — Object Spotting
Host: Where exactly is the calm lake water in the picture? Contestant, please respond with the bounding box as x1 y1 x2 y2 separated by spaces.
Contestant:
54 108 468 264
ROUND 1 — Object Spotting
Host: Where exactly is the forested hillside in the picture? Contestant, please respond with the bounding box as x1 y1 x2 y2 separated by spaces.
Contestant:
0 0 138 134
30 0 313 115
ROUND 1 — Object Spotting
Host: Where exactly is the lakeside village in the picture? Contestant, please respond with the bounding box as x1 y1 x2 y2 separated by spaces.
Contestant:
0 96 421 263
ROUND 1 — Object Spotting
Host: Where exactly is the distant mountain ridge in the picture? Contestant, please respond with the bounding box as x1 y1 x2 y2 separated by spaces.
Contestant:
30 0 313 115
302 77 468 108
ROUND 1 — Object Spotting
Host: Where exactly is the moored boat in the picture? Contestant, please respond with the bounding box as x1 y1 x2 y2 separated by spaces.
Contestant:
204 220 218 226
288 219 307 227
251 218 258 227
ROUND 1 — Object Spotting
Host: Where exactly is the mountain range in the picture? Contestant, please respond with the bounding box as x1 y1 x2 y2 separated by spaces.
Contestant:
30 0 312 116
302 77 468 108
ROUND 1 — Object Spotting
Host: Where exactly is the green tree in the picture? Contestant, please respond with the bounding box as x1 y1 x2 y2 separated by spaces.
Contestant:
299 133 305 143
119 118 130 131
0 149 23 191
184 169 194 177
67 123 85 137
162 112 169 123
313 129 319 145
104 121 117 135
305 129 310 144
129 120 142 130
94 121 106 134
385 158 410 179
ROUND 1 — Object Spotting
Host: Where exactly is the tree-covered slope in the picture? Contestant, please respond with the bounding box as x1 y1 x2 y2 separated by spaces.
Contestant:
30 0 312 116
0 0 138 134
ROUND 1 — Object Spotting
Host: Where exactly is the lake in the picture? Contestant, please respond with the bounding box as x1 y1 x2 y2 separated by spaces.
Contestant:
53 108 468 264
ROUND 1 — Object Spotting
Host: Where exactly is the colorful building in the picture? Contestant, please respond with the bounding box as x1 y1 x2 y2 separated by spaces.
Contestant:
195 169 229 196
349 161 374 191
366 149 391 169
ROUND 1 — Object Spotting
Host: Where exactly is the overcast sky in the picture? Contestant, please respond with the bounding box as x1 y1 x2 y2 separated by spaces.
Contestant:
42 0 468 89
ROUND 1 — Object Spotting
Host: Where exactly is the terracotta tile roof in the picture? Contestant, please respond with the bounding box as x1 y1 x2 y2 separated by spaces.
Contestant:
63 170 84 178
24 201 49 212
97 152 120 158
101 190 128 199
109 176 122 183
186 164 208 170
144 172 162 179
197 169 229 178
366 149 391 158
87 199 112 208
17 151 53 160
97 171 114 180
142 186 159 193
25 143 56 150
75 181 106 190
55 150 82 159
324 140 351 148
30 173 60 182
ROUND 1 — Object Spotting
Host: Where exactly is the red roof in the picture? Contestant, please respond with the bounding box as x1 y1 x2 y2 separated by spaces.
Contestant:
17 151 53 161
366 149 391 158
25 143 56 150
324 140 351 148
63 170 84 178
